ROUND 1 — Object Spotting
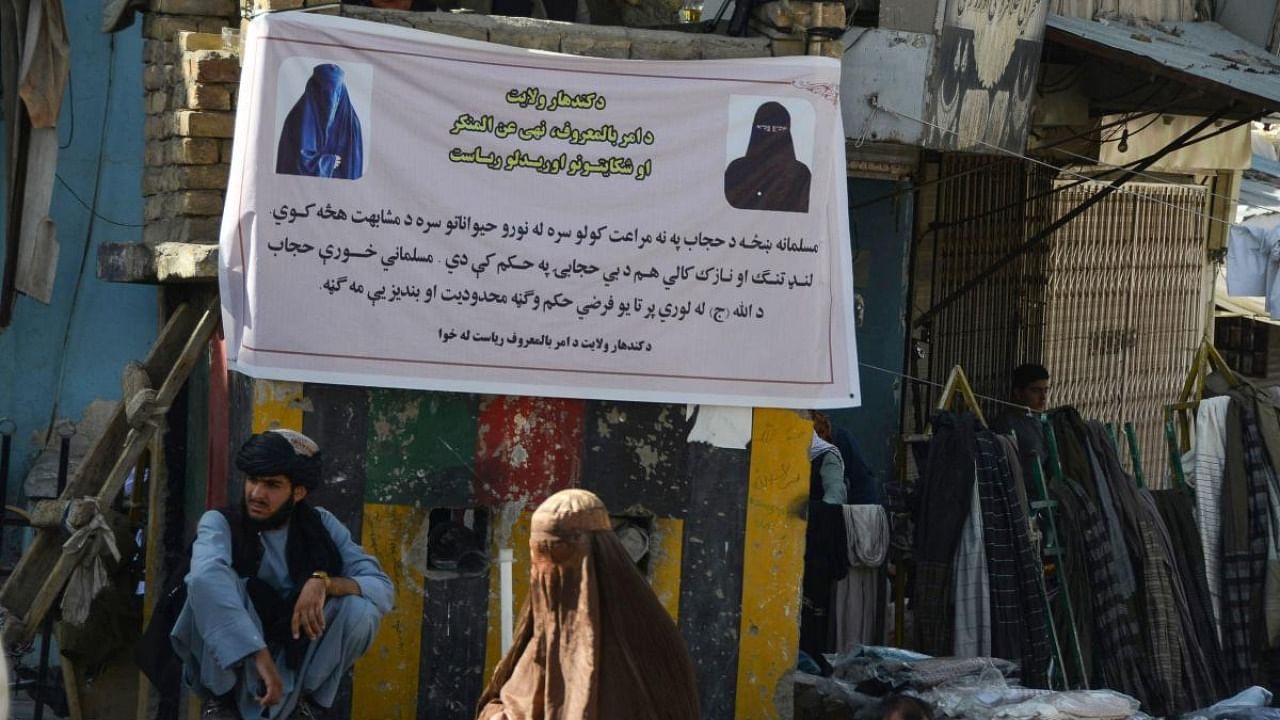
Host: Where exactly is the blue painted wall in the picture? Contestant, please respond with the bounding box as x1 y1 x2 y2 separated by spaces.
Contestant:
829 178 913 492
0 8 156 491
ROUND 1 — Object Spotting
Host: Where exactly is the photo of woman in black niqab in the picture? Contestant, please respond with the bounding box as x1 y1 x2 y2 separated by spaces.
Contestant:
276 63 364 180
724 101 812 213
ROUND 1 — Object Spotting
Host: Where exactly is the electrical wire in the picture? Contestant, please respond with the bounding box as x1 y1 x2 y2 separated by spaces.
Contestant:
54 175 143 228
874 99 1257 230
858 361 1036 412
850 89 1191 212
44 36 119 446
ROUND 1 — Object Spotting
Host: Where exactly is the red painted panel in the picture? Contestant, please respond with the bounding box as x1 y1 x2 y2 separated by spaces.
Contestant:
474 396 584 509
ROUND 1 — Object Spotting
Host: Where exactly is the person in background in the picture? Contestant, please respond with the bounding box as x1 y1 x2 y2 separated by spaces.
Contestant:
993 363 1051 468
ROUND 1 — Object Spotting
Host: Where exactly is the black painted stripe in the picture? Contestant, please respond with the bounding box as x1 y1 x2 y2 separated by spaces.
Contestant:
418 574 490 720
581 401 695 519
678 442 750 720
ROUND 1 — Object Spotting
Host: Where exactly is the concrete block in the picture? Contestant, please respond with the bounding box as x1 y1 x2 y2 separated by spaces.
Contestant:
178 31 226 52
143 13 202 40
171 164 230 191
147 90 169 114
255 0 304 11
143 167 167 195
628 28 700 59
560 26 631 58
173 137 221 164
186 83 233 111
220 139 236 164
143 65 168 91
150 0 236 18
488 17 566 52
97 242 157 283
174 190 227 216
145 114 169 141
197 17 231 33
698 35 770 59
410 11 494 40
144 195 168 221
770 37 806 56
185 50 240 84
175 110 236 138
154 242 220 280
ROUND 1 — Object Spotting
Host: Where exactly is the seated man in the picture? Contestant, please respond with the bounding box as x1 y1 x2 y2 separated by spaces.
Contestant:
171 430 393 719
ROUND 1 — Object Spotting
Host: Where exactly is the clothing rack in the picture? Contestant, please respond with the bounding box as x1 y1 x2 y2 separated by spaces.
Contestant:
1164 339 1241 490
894 366 989 645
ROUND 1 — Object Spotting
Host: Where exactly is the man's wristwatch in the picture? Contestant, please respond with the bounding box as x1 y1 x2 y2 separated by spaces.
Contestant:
310 571 331 590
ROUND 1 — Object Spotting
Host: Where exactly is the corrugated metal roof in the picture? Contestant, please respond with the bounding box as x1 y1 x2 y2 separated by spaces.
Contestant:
1046 15 1280 111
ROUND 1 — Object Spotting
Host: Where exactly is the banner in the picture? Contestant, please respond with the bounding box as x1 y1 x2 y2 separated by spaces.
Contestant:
220 12 860 408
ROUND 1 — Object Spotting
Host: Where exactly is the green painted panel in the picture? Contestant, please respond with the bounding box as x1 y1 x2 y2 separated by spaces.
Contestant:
364 390 478 506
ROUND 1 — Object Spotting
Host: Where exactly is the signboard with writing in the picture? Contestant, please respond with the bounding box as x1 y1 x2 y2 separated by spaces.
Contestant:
923 0 1048 153
220 13 859 408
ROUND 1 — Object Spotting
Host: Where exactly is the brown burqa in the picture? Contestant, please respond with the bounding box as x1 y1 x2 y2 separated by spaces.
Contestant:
477 489 700 720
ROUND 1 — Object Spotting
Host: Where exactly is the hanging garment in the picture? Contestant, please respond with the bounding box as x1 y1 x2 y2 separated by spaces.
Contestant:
801 442 849 658
1085 423 1184 714
1227 225 1272 298
1193 396 1232 637
832 504 888 653
976 432 1051 688
1220 397 1272 690
276 64 364 180
1153 488 1228 700
913 412 979 657
951 475 990 658
1241 392 1280 651
1056 476 1150 701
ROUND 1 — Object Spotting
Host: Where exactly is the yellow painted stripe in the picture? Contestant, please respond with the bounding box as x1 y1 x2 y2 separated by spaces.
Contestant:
352 503 428 720
649 517 683 621
251 379 304 432
484 510 533 681
736 408 810 719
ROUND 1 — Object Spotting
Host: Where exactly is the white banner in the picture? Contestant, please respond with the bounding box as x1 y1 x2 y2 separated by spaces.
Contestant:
220 12 860 408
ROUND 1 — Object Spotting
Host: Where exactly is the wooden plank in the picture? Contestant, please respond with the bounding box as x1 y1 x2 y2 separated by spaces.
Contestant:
735 408 810 720
2 301 217 639
677 443 750 720
0 302 201 622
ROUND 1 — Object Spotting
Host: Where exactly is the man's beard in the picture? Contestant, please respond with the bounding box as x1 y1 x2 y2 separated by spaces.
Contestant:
244 494 296 531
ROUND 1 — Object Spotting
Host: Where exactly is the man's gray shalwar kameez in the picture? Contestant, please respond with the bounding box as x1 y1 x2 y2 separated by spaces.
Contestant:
171 508 393 719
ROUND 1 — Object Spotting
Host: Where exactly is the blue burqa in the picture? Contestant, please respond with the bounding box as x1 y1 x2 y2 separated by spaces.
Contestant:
276 64 363 180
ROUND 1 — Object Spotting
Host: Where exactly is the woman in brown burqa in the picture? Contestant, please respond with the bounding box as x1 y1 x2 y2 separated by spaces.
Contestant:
476 489 700 720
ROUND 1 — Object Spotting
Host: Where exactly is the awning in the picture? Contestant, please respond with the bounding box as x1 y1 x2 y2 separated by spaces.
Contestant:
1046 15 1280 114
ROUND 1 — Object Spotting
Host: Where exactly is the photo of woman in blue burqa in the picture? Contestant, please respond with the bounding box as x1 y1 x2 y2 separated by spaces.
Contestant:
276 63 364 180
724 101 811 213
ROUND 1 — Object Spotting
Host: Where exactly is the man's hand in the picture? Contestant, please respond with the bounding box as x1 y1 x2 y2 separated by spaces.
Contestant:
292 577 328 640
254 648 284 707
